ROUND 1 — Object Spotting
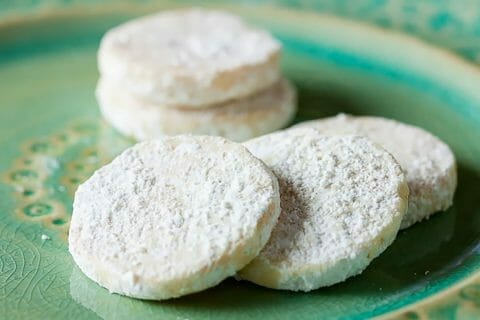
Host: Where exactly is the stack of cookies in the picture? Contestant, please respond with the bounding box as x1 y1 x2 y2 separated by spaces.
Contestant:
96 8 297 142
72 6 458 303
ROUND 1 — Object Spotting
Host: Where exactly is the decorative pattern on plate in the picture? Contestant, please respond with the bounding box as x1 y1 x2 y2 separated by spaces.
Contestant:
381 272 480 319
2 119 132 240
279 0 480 64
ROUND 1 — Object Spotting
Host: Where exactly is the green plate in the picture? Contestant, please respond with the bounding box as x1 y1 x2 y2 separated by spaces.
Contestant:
2 2 480 319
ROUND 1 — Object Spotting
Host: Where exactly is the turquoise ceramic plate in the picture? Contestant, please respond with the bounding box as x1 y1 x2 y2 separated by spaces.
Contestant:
1 2 480 319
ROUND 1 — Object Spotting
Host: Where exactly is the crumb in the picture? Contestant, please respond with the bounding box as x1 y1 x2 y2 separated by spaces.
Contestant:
41 234 50 241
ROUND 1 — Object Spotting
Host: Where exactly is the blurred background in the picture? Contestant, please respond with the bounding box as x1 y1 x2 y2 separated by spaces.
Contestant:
2 0 480 64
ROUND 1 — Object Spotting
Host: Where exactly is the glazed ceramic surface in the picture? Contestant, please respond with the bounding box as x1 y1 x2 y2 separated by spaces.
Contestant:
3 0 480 65
1 1 480 319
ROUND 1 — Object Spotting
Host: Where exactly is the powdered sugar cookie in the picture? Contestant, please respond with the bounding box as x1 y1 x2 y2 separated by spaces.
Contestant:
97 78 296 142
98 8 281 109
239 129 408 291
69 135 281 300
295 114 457 229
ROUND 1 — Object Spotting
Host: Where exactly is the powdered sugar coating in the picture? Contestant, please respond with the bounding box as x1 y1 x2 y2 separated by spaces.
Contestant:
240 129 408 291
295 114 457 229
69 136 281 300
99 8 281 108
97 78 296 142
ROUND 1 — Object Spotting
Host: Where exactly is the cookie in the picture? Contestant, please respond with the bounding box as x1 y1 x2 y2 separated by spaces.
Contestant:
97 78 296 142
295 114 457 229
239 128 408 291
98 8 281 109
69 135 281 300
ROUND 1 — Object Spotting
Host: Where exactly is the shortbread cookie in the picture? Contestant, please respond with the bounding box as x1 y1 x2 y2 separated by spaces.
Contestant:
98 8 281 109
69 136 281 300
295 114 457 229
97 78 296 142
239 129 409 291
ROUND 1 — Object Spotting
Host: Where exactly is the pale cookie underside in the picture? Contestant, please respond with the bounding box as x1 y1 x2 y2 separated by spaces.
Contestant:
69 136 281 300
98 8 281 108
240 129 409 291
97 78 297 142
295 114 457 229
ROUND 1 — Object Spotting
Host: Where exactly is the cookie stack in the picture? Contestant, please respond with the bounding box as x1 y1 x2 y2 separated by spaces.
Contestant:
72 7 458 303
96 9 297 142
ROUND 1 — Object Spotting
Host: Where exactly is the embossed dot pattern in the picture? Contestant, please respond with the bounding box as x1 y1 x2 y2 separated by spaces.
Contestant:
10 169 38 181
23 203 53 217
3 119 133 240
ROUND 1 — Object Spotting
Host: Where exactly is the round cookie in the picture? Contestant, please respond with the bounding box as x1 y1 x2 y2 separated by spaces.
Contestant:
69 135 281 300
294 114 457 229
239 128 409 291
97 78 297 142
98 8 281 109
